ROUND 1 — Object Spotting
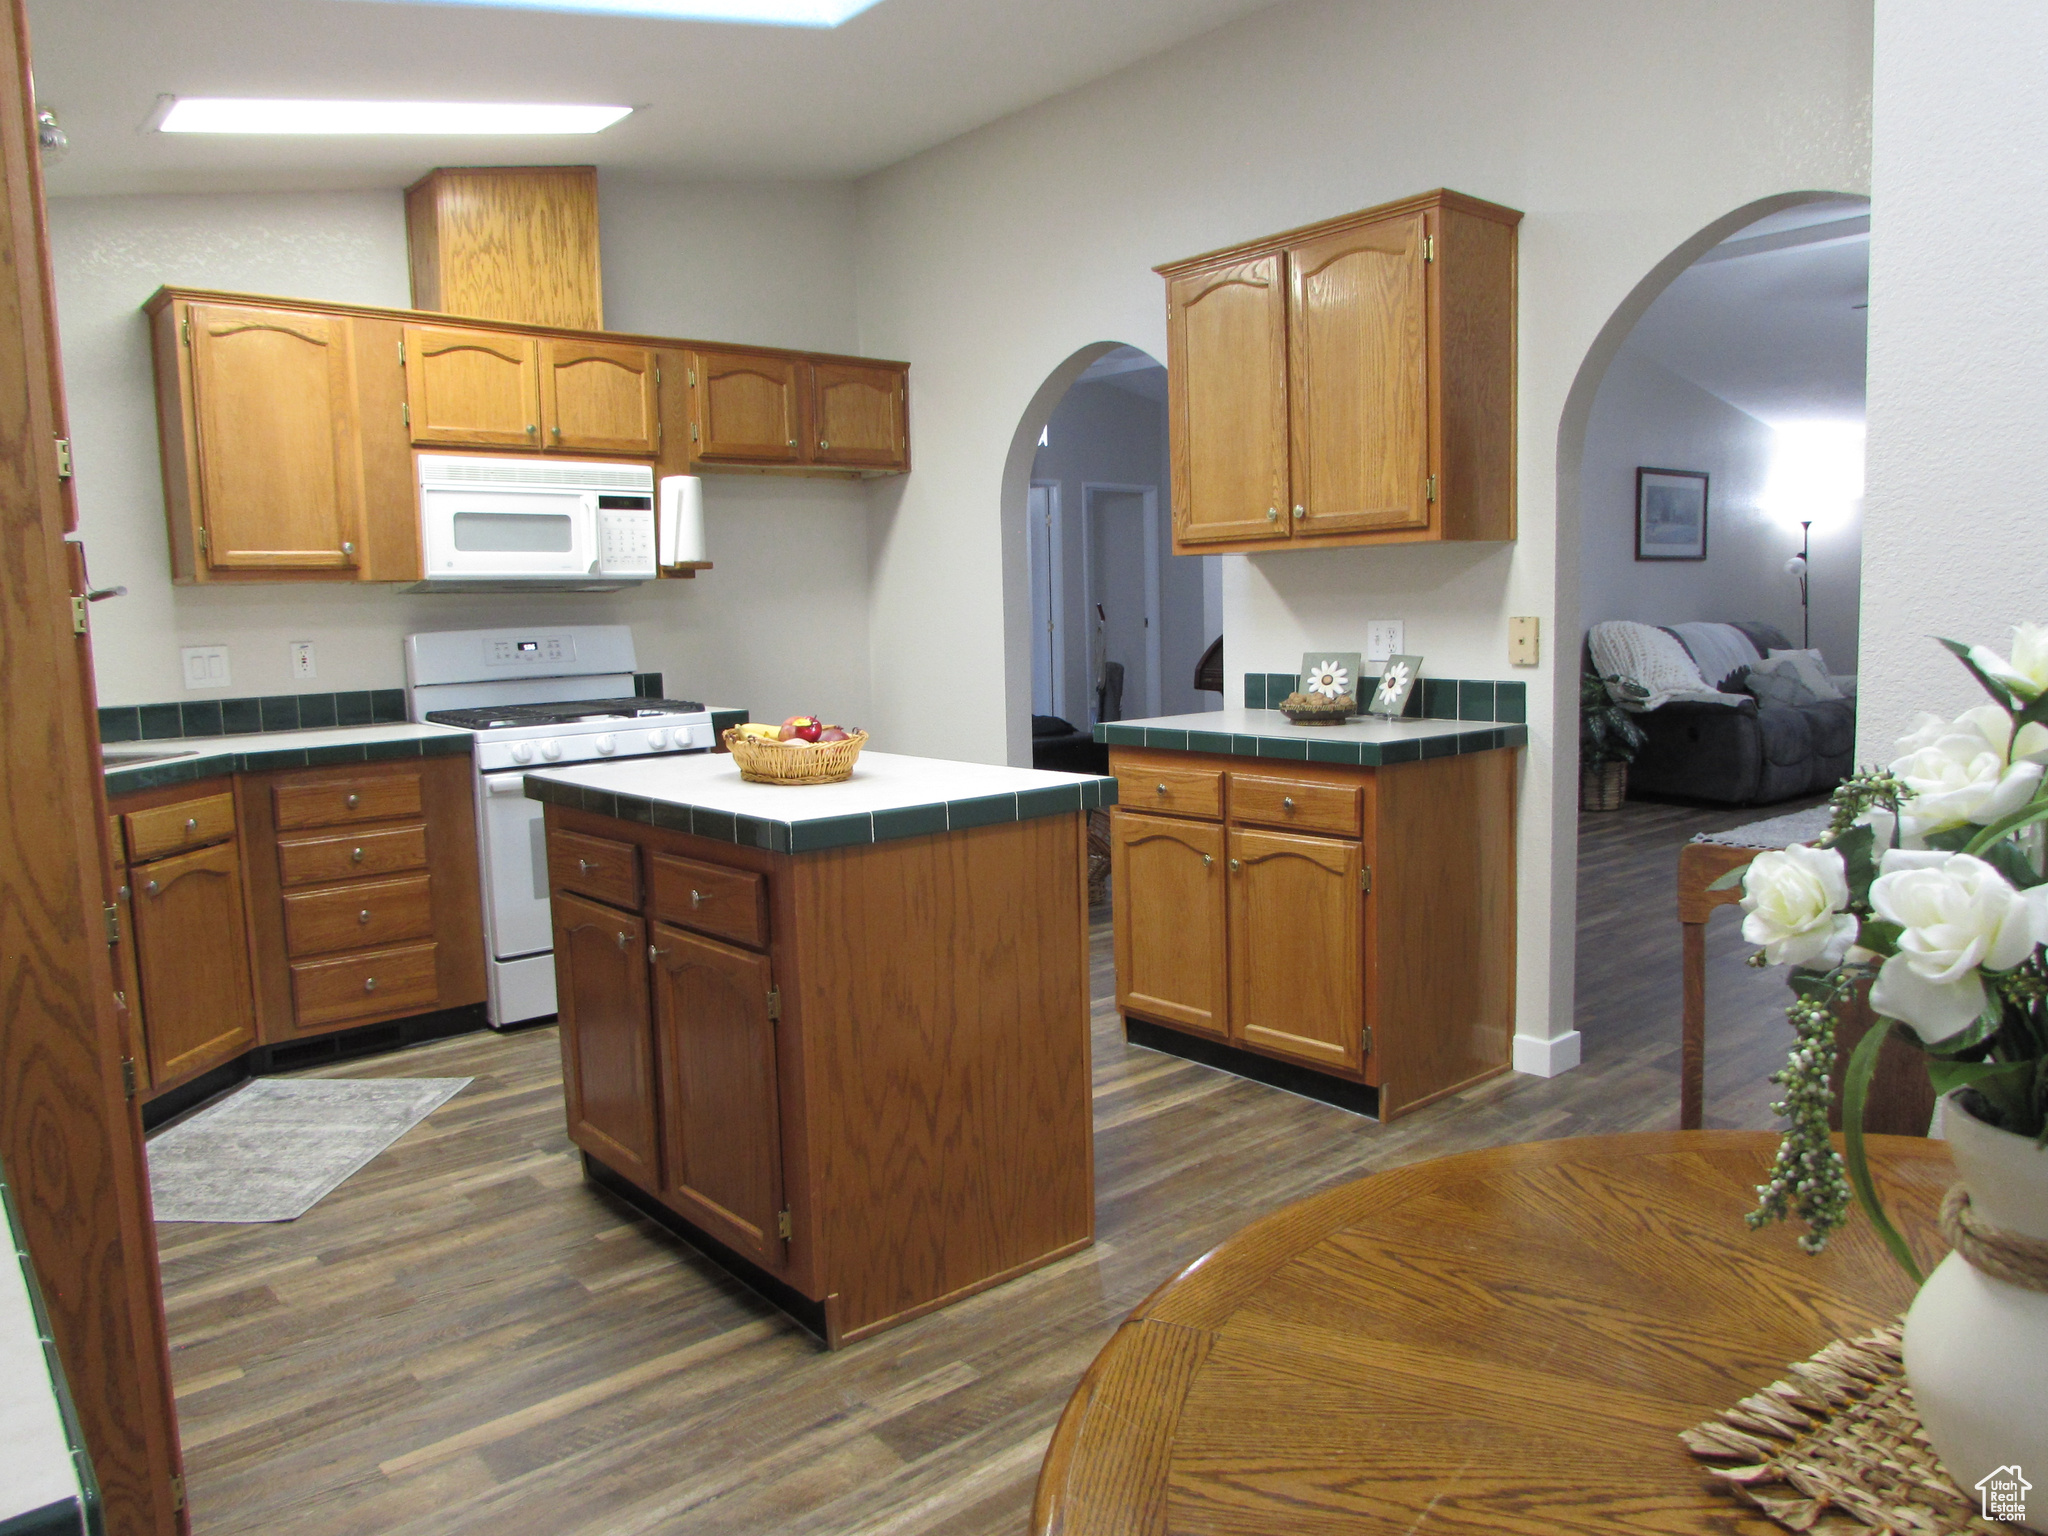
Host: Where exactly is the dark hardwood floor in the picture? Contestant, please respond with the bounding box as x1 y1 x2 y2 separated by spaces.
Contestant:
156 798 1815 1535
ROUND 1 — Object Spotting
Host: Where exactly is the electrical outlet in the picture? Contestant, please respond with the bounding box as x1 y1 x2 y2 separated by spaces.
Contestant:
291 642 317 681
181 645 229 690
1365 621 1405 663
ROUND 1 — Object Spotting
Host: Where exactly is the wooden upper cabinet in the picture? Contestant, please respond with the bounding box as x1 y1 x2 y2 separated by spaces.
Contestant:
1165 254 1290 547
1156 189 1520 554
1227 827 1364 1073
809 361 907 469
690 349 802 463
542 339 658 455
406 166 603 332
186 303 364 571
1288 212 1430 536
404 324 542 449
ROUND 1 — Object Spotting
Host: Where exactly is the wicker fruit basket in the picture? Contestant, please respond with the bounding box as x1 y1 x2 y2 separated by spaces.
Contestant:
723 727 868 785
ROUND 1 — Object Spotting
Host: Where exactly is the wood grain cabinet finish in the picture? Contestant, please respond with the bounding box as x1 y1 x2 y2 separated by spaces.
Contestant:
541 338 658 455
650 924 785 1267
1156 189 1521 556
123 789 235 862
689 348 803 463
290 942 440 1030
553 892 661 1187
807 361 907 469
282 873 434 958
405 166 603 333
1110 745 1517 1118
403 323 542 449
649 853 768 950
130 838 258 1086
275 824 428 887
1112 761 1225 821
272 770 423 831
548 829 640 909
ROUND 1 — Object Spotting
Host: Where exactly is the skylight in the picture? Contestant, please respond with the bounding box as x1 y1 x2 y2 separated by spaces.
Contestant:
155 99 634 135
343 0 885 23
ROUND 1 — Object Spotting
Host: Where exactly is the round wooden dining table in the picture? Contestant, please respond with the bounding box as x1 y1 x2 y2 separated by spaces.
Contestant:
1032 1131 1952 1536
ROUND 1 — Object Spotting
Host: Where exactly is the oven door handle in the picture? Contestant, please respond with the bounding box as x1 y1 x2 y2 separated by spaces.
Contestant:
485 776 528 795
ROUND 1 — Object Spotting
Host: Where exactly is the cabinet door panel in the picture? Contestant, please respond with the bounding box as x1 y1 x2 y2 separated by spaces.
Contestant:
188 304 364 570
808 362 906 468
1288 213 1431 535
552 892 659 1185
1112 811 1227 1038
1228 827 1364 1071
404 324 541 449
651 924 784 1267
132 840 257 1083
543 339 658 455
1166 256 1290 547
692 349 801 463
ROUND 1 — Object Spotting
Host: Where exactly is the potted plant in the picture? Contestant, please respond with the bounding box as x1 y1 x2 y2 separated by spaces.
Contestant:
1580 672 1648 811
1731 626 2048 1515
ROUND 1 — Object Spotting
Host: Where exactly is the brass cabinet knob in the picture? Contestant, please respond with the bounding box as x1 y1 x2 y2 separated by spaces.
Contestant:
1228 858 1240 872
364 976 378 992
616 931 632 951
342 541 355 558
690 888 714 908
1156 782 1168 795
184 817 197 832
358 908 371 925
1292 505 1305 519
579 858 600 873
819 440 830 450
144 879 159 895
648 944 671 962
118 884 129 901
550 426 561 437
1266 507 1279 522
345 793 360 809
1202 853 1213 867
526 424 538 435
1283 796 1295 809
351 846 365 862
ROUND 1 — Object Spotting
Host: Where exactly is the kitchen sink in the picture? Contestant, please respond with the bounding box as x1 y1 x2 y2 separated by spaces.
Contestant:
101 746 202 764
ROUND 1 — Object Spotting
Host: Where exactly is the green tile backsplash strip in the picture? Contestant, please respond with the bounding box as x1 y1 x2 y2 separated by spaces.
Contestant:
101 689 409 742
1242 674 1526 723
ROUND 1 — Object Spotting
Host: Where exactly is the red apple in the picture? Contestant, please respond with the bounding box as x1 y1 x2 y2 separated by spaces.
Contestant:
780 714 824 743
817 726 850 743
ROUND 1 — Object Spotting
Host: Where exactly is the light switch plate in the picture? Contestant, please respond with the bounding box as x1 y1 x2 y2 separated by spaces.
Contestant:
182 645 229 690
1509 616 1540 667
291 641 317 680
1365 620 1404 663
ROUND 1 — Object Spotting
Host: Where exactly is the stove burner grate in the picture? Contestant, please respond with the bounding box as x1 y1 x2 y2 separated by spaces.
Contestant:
426 697 707 731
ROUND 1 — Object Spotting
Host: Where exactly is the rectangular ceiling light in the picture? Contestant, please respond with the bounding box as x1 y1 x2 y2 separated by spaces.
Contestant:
155 98 634 135
341 0 885 23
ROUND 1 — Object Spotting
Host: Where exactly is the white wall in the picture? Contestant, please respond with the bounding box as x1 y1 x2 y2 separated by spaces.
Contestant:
1579 345 1863 672
1861 0 2048 755
49 179 875 732
852 0 1873 1065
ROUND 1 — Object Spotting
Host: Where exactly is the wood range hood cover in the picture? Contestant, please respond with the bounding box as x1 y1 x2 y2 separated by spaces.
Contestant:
405 166 604 332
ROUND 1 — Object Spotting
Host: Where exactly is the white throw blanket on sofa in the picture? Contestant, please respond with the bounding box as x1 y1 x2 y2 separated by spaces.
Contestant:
1589 621 1748 711
1670 623 1762 692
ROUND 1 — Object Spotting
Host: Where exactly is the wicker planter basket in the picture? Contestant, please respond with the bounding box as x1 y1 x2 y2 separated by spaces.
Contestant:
1278 691 1356 726
1580 759 1628 812
724 727 868 785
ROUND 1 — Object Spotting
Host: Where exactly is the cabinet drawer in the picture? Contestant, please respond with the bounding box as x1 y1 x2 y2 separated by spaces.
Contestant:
1113 763 1224 821
125 791 236 862
274 772 423 830
283 873 434 957
1228 772 1361 837
649 854 768 949
549 829 640 909
277 824 428 887
290 942 439 1030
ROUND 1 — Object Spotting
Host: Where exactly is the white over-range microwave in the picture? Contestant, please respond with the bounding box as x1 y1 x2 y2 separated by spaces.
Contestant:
408 454 658 593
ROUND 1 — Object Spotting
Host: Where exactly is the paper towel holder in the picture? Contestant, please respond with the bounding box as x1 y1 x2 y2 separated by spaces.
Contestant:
657 475 713 579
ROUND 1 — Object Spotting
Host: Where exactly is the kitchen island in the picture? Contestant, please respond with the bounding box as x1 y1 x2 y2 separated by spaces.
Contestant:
522 750 1115 1347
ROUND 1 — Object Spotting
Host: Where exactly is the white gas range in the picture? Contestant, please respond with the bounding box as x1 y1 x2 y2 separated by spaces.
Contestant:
405 625 714 1029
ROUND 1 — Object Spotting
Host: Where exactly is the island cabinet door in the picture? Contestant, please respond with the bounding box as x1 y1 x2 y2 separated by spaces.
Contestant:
1112 811 1228 1039
552 892 660 1186
1227 827 1365 1073
649 924 785 1269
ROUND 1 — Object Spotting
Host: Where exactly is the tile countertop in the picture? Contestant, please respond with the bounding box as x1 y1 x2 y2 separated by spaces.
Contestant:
1095 706 1528 767
102 721 475 797
523 750 1117 853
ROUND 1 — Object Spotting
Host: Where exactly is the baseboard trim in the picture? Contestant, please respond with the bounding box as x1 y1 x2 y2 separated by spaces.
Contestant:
1513 1030 1582 1078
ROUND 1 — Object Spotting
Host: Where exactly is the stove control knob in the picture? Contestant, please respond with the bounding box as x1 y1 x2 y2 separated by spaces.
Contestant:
541 739 562 761
595 734 617 755
511 741 534 764
647 728 670 750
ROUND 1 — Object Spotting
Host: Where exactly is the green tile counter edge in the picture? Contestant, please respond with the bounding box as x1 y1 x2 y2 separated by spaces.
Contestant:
103 731 476 798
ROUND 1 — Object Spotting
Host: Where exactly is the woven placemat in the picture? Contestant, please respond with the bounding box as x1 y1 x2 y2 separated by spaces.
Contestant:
1682 1321 2009 1534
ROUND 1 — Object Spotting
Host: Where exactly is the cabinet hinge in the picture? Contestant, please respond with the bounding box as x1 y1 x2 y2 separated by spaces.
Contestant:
1362 1025 1374 1058
1421 234 1435 263
402 401 411 427
1360 865 1372 894
181 316 190 347
687 368 697 388
70 594 87 635
170 1474 186 1512
54 437 72 480
103 904 119 945
398 338 406 364
120 1057 137 1100
691 422 699 444
1425 475 1437 503
776 1208 793 1241
766 986 781 1022
654 364 661 385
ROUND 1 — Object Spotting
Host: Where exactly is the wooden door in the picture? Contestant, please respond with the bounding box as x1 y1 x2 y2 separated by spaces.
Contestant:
542 339 658 455
1287 212 1431 536
403 324 541 449
1165 254 1290 546
131 840 257 1084
187 303 364 571
1111 811 1228 1039
649 924 785 1267
1228 827 1364 1072
808 361 906 469
691 348 801 463
551 891 660 1185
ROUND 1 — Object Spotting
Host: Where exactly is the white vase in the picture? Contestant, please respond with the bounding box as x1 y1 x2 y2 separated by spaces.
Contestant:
1901 1091 2048 1530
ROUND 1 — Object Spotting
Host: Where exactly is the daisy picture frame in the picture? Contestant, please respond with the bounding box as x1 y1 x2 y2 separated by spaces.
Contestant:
1369 654 1424 718
1299 652 1363 709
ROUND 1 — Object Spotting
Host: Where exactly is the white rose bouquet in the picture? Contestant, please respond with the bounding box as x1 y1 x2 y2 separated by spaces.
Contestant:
1729 627 2048 1279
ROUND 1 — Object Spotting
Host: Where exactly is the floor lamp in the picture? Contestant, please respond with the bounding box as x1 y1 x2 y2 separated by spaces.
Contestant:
1784 519 1812 648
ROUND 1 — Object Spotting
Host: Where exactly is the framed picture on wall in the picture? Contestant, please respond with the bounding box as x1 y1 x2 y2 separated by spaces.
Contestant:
1636 467 1709 560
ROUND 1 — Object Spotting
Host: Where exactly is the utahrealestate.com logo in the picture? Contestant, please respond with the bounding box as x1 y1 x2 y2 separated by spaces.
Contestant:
1976 1466 2030 1524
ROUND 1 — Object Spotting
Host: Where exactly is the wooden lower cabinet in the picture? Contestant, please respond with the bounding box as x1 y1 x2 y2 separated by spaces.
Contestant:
1110 746 1517 1118
544 801 1094 1347
131 837 257 1086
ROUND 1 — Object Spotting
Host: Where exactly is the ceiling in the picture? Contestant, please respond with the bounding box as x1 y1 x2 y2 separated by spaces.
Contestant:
27 0 1281 197
1623 197 1870 425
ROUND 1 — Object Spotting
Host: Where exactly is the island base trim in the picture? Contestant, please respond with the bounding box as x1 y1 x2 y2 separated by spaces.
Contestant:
1124 1018 1380 1119
832 1234 1096 1348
